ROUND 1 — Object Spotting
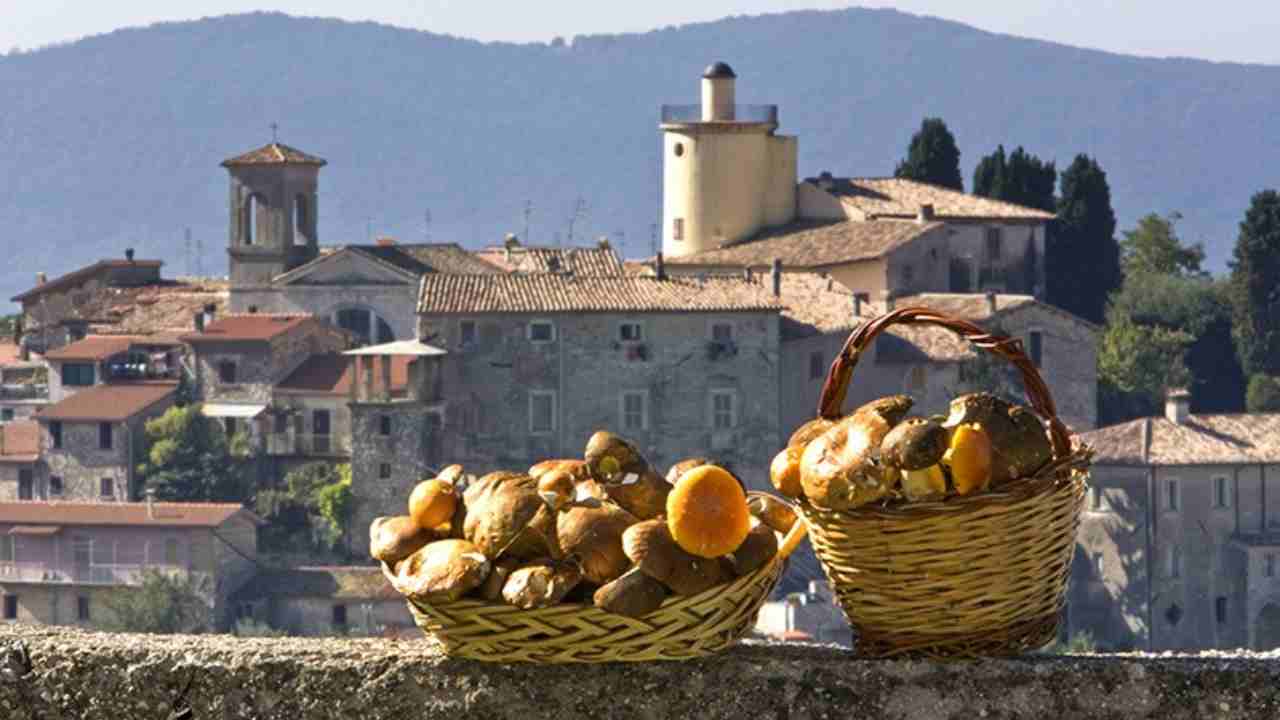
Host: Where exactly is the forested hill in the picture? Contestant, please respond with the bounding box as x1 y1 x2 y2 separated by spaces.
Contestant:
2 9 1278 301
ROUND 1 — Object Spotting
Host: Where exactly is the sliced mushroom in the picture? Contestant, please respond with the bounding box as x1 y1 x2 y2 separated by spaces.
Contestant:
395 539 491 603
622 520 729 596
501 560 583 609
370 515 436 564
557 502 637 585
728 520 779 576
593 567 669 618
747 493 798 534
479 556 522 602
799 409 896 510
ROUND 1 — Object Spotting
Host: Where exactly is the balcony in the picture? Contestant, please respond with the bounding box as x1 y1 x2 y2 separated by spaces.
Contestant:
0 383 47 401
265 432 350 457
660 104 778 125
0 561 197 586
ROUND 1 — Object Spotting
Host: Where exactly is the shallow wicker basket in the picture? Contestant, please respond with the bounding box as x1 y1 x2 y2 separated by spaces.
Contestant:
383 493 808 663
797 306 1091 659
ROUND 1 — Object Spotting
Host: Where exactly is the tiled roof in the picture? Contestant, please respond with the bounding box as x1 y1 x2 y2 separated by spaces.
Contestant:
287 244 504 283
221 142 326 167
417 274 783 314
0 341 21 367
36 382 176 422
232 565 398 601
474 246 625 276
1080 414 1280 466
181 314 312 343
0 500 259 528
664 220 941 268
776 273 870 340
813 177 1056 222
43 334 181 362
12 259 165 303
276 353 411 396
0 421 39 463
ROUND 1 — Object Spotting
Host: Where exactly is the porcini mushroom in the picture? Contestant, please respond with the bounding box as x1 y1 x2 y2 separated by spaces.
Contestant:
464 472 556 559
728 519 779 576
593 567 669 618
557 501 637 585
409 478 458 530
880 417 950 501
746 493 798 534
370 515 436 564
799 408 896 510
501 559 583 609
622 520 729 596
480 556 522 602
666 457 712 485
395 539 491 603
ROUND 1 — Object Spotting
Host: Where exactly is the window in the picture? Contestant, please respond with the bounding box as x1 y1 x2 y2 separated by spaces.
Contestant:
379 463 392 479
986 227 1003 261
164 538 179 566
77 597 90 622
809 351 824 380
313 410 331 453
1 409 13 422
98 422 113 450
1216 596 1228 625
710 390 736 430
673 142 685 158
528 321 555 343
336 308 372 346
1167 544 1182 578
244 193 261 245
1268 554 1277 578
1166 603 1183 626
380 415 392 436
1214 476 1231 509
619 322 643 342
61 362 94 387
332 604 348 626
2 595 15 620
711 323 733 343
49 476 62 497
673 217 685 241
621 392 647 432
17 470 32 500
223 417 237 438
100 477 114 499
218 361 237 384
0 536 13 563
529 391 556 434
1028 331 1043 368
49 421 62 449
273 413 287 434
293 194 308 245
1165 478 1180 512
459 320 477 347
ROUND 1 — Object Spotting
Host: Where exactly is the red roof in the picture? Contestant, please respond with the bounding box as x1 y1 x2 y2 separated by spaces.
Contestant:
45 335 184 362
0 500 261 528
221 142 326 167
11 259 164 303
181 315 312 343
36 382 176 422
0 341 21 367
276 353 411 396
0 421 39 463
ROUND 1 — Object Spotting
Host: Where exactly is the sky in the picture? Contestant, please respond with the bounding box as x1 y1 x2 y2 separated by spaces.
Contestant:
4 0 1280 65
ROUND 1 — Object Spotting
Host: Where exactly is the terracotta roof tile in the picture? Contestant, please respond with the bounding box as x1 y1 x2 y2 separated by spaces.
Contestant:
284 244 503 283
474 246 624 276
0 421 39 462
0 342 21 367
276 353 411 396
12 259 165 303
814 177 1056 222
36 382 176 422
34 279 229 338
221 142 326 167
417 274 783 314
0 500 259 527
1081 414 1280 466
665 220 942 268
43 334 183 362
232 565 398 601
181 314 312 343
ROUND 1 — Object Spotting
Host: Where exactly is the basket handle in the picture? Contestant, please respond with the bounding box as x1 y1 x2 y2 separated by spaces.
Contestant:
817 305 1072 460
746 491 808 560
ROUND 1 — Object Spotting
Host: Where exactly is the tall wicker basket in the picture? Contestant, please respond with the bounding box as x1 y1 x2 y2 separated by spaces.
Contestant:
797 306 1091 659
383 492 808 663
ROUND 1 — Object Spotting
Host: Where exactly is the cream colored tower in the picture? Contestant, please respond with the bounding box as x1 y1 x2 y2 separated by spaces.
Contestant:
661 62 797 258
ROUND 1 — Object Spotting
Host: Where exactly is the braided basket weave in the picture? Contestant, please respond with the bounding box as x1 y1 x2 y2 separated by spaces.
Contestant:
383 493 808 663
798 306 1091 659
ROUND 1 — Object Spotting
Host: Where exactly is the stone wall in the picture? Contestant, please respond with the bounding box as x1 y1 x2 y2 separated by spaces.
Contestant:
350 401 444 557
194 321 349 404
40 405 172 502
4 625 1280 719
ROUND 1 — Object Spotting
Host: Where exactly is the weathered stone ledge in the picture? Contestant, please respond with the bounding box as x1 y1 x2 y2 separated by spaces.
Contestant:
3 625 1280 719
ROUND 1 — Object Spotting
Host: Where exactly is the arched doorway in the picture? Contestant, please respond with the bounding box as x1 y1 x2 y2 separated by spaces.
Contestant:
1256 603 1280 650
332 306 394 347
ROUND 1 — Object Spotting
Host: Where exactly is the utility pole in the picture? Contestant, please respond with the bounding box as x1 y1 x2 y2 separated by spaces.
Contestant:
565 196 588 247
522 200 532 243
649 223 659 257
424 209 432 242
183 227 193 276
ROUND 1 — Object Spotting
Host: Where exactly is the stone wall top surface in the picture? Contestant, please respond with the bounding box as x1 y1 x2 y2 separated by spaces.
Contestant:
3 625 1280 719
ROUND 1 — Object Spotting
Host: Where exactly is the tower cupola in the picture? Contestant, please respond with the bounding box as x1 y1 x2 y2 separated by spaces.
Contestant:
701 62 737 121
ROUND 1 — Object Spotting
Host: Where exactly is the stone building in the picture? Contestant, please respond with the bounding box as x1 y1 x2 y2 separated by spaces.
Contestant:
0 499 260 630
43 335 184 404
0 422 40 501
10 255 164 353
230 565 415 638
1070 392 1280 651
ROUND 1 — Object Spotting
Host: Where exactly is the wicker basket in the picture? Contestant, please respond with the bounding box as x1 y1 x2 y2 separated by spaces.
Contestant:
383 492 808 663
797 306 1091 659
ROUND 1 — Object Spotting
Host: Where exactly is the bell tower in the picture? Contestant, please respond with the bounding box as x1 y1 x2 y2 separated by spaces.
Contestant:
221 141 325 291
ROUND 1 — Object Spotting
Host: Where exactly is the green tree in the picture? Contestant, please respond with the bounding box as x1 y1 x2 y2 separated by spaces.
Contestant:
102 569 211 634
257 462 352 554
972 145 1056 212
138 405 251 502
1229 190 1280 377
1046 154 1121 325
1246 375 1280 412
1098 317 1193 422
314 466 354 553
893 117 964 191
1120 212 1205 278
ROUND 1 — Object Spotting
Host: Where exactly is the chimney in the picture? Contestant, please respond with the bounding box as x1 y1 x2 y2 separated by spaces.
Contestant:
375 236 396 247
770 258 782 297
985 291 997 316
1165 388 1191 425
503 233 519 263
817 171 835 191
125 248 135 262
145 488 156 519
35 272 46 286
917 204 935 224
655 252 667 281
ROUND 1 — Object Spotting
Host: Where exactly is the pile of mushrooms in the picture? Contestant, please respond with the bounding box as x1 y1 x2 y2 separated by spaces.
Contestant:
771 392 1054 511
371 432 798 618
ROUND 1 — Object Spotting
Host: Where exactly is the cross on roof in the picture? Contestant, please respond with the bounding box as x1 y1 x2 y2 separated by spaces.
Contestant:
270 122 279 143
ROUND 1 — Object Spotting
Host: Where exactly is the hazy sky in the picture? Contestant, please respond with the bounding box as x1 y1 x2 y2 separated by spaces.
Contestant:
5 0 1279 65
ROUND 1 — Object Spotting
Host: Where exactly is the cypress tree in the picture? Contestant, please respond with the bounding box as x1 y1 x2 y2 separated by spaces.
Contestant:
1229 189 1280 377
973 145 1056 212
894 118 964 191
1045 154 1120 325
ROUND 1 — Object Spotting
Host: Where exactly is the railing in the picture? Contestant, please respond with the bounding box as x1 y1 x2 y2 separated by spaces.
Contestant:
264 432 350 456
659 104 779 124
0 561 196 586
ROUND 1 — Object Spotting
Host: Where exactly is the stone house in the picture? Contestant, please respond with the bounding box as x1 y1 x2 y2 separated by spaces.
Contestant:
0 499 260 630
0 340 48 422
1070 392 1280 651
43 334 184 404
29 382 178 502
0 422 40 501
230 565 414 638
473 238 624 276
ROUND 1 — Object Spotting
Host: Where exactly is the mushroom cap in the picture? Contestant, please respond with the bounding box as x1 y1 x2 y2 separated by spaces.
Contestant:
395 539 491 603
593 567 669 618
529 459 587 481
799 410 895 510
604 468 671 520
747 493 798 534
556 501 638 585
787 418 837 449
769 444 804 498
436 464 466 486
536 468 578 511
666 457 712 485
622 520 729 595
584 431 651 482
728 520 779 576
880 417 950 472
945 423 994 495
852 394 915 427
463 473 549 559
501 560 583 609
944 394 1052 483
408 478 458 530
666 465 751 558
370 515 435 564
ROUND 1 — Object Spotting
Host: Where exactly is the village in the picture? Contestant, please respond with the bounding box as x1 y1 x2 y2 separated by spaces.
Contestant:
0 61 1276 654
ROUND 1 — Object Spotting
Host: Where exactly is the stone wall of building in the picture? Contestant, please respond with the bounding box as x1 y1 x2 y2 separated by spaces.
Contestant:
0 464 38 502
259 596 413 637
349 401 445 557
194 322 349 404
39 405 173 502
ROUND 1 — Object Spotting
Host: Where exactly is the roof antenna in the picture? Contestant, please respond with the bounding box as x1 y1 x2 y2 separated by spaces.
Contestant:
270 122 279 144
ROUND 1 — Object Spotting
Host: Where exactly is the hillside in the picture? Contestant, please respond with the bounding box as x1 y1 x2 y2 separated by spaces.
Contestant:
1 8 1277 302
